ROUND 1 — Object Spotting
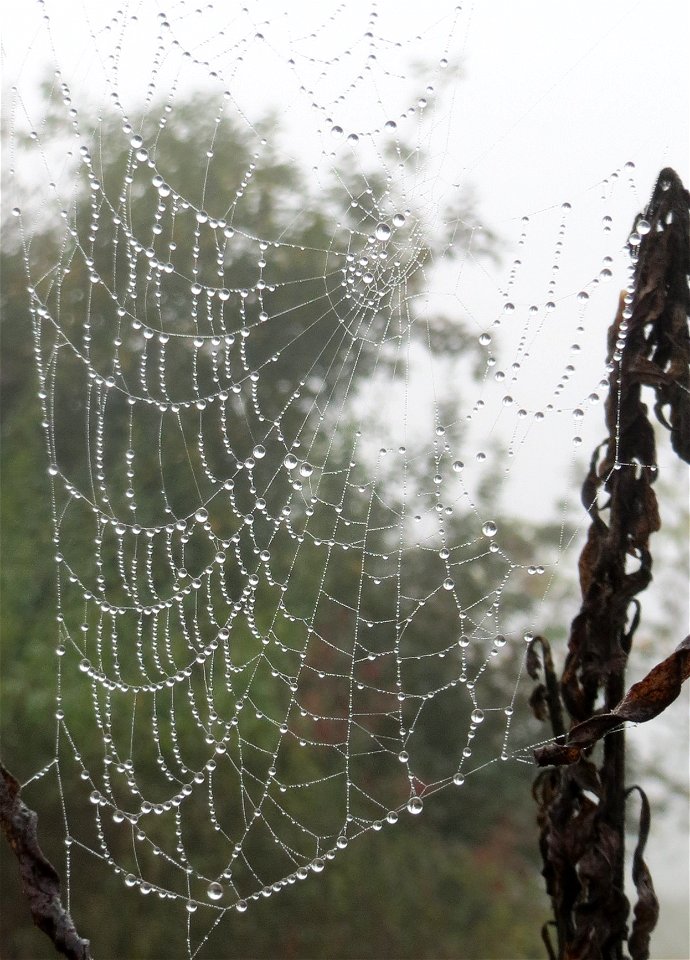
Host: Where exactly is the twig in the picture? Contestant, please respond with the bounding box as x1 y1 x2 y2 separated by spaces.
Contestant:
0 762 91 960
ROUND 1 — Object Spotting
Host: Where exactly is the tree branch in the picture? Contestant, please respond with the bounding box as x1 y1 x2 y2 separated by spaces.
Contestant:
0 762 91 960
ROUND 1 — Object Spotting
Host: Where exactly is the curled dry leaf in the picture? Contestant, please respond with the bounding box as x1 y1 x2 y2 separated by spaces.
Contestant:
535 636 690 765
626 785 659 960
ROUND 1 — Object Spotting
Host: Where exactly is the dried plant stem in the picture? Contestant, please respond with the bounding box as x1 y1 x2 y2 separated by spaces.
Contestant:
531 168 690 960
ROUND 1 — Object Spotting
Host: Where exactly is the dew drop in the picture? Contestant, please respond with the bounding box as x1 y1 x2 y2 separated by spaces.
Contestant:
207 881 224 901
392 213 406 227
453 772 465 786
407 796 423 815
375 223 391 242
299 461 314 478
481 520 497 537
452 460 464 473
471 708 484 724
637 219 651 235
443 578 455 591
195 508 209 524
253 444 266 459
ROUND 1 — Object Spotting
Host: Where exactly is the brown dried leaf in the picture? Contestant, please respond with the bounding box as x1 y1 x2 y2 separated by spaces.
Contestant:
534 742 582 767
626 785 659 960
615 634 690 723
537 636 690 764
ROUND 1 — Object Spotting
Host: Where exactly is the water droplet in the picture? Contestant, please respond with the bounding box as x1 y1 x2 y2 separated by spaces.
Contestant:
311 858 325 873
577 291 589 302
398 750 409 763
253 444 266 459
195 508 209 524
478 333 491 346
393 213 406 227
384 120 397 130
471 708 484 724
330 125 343 137
442 578 455 591
283 454 298 470
207 881 224 901
481 520 497 537
453 773 465 786
637 219 651 235
299 461 313 478
375 223 391 242
494 634 507 648
452 460 464 473
236 899 248 913
407 796 423 815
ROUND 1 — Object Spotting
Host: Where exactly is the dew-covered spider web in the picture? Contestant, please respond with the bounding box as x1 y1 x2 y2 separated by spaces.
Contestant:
5 1 687 956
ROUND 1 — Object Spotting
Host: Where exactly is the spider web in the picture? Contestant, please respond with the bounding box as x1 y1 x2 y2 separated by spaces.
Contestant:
5 1 683 956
